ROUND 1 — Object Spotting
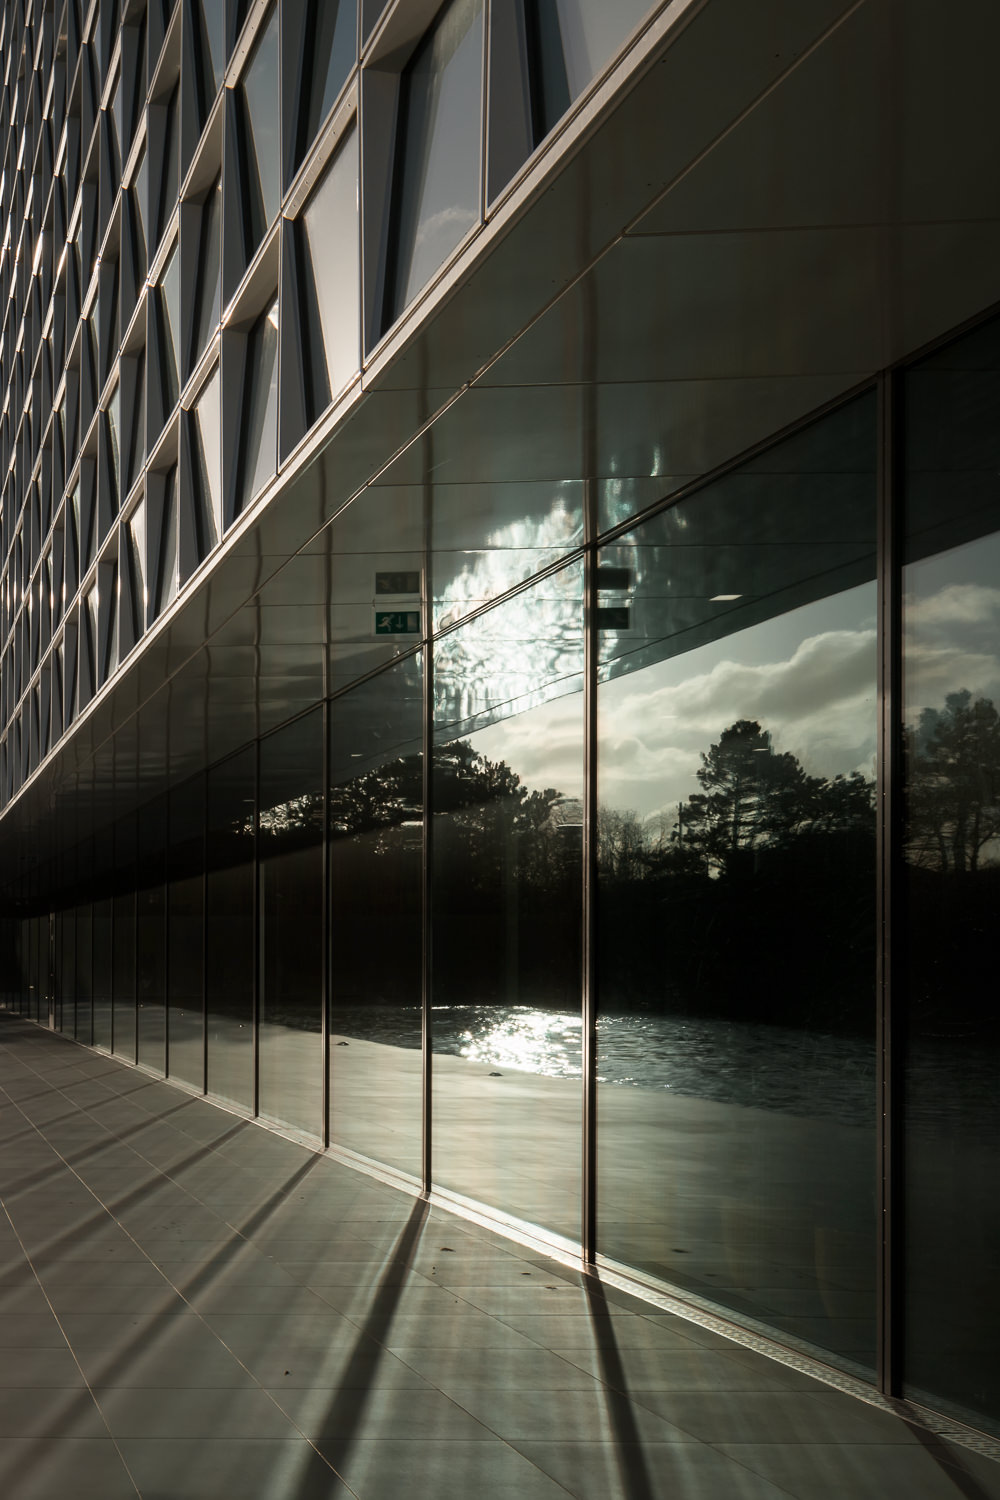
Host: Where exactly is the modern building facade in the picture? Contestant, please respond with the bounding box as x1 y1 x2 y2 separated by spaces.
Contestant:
1 0 998 1447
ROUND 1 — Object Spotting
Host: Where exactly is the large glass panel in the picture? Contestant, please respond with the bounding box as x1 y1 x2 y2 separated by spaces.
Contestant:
432 563 583 1238
74 903 93 1044
238 299 278 509
902 313 1000 1433
259 709 324 1138
92 896 112 1048
137 799 166 1073
57 910 74 1036
112 817 137 1061
168 773 205 1089
297 127 359 418
206 747 255 1109
238 8 280 257
329 654 422 1176
596 395 877 1373
388 0 483 323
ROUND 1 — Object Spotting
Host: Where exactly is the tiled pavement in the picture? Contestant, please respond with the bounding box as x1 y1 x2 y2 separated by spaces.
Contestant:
1 1013 999 1500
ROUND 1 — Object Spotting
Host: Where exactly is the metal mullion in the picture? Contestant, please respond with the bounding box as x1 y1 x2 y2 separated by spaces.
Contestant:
876 365 902 1398
421 597 433 1197
321 697 330 1150
581 539 597 1264
252 735 260 1117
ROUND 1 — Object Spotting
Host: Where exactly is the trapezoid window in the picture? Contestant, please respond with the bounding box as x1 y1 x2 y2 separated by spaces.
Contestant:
384 0 483 328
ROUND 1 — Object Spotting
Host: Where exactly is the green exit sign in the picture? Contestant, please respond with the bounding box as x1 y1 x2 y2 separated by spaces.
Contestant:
374 610 421 635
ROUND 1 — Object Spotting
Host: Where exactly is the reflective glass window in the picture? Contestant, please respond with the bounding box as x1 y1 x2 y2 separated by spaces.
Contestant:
156 82 179 246
387 0 483 325
74 904 93 1044
92 894 112 1048
125 349 146 494
192 0 225 123
238 298 279 509
296 127 359 420
157 243 181 415
489 0 654 196
168 773 205 1089
206 747 255 1109
259 708 324 1139
329 655 423 1176
137 799 167 1073
432 562 584 1238
238 8 280 258
596 394 877 1373
152 465 180 615
901 313 1000 1431
190 175 221 368
191 364 222 559
113 819 137 1061
294 0 356 169
105 382 121 512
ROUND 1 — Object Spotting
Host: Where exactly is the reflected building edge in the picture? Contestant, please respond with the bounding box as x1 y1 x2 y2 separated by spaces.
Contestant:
0 0 998 1452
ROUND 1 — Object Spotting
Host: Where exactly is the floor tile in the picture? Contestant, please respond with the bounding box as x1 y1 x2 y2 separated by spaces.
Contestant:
94 1385 300 1440
314 1438 573 1500
635 1390 922 1444
510 1439 794 1499
117 1438 353 1499
270 1384 495 1441
717 1442 1000 1500
0 1437 137 1500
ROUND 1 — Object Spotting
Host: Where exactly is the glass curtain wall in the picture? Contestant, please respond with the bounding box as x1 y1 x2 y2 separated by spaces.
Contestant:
328 653 423 1177
258 707 324 1139
206 746 255 1108
167 772 205 1089
596 395 878 1373
136 797 167 1072
432 564 584 1240
7 312 1000 1436
901 313 1000 1433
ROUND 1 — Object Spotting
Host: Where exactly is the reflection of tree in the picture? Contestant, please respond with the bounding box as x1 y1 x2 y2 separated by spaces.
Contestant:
906 691 1000 873
672 720 872 876
599 720 876 1031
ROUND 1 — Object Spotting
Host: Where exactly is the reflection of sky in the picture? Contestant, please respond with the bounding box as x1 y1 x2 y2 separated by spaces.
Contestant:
903 533 1000 722
475 582 878 818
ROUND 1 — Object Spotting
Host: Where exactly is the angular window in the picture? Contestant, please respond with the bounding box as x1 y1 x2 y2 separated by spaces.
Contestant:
293 0 356 170
237 9 280 264
151 465 179 617
237 299 278 510
122 147 148 320
132 145 148 275
155 82 180 247
97 551 118 685
386 0 483 327
294 127 359 425
190 0 225 130
488 0 654 198
104 383 121 517
124 349 146 494
190 364 222 560
153 244 180 426
121 503 145 652
190 175 222 369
